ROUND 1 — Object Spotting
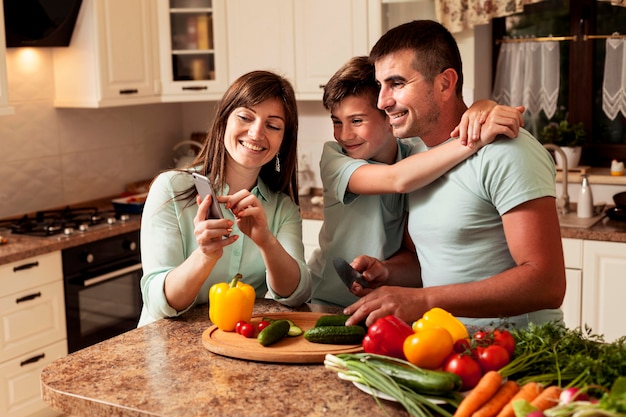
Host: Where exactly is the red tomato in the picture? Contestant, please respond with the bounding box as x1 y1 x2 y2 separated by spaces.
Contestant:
239 322 256 338
235 320 248 334
476 344 510 373
257 320 271 333
442 353 483 391
453 338 471 353
493 329 516 357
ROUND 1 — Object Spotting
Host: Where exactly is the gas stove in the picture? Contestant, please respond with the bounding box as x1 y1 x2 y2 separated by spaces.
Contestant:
0 206 133 237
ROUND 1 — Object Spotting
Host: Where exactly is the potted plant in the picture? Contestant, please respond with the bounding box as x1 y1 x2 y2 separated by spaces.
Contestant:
539 111 587 169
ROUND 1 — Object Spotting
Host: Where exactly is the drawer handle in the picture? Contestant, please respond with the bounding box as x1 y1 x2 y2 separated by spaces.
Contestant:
119 89 139 95
13 261 39 272
16 292 42 303
182 86 208 91
21 353 45 367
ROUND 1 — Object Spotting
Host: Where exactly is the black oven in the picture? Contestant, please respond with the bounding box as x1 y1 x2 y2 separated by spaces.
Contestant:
62 230 142 353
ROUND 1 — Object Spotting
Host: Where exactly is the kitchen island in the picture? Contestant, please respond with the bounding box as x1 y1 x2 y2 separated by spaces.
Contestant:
41 299 411 417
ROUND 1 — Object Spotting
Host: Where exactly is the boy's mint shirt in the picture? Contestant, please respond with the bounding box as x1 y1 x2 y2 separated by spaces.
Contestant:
138 170 311 326
308 138 421 308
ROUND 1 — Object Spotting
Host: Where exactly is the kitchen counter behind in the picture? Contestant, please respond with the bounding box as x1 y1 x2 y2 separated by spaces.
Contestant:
41 300 411 417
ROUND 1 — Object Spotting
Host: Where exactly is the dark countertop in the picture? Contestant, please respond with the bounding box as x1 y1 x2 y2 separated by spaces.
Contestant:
41 299 411 417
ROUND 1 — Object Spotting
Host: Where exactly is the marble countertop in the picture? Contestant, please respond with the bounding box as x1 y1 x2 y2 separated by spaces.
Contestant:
41 299 411 417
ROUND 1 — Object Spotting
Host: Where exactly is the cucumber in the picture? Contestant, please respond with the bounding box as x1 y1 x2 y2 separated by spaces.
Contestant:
257 319 290 346
304 325 365 345
285 319 303 336
362 356 463 396
314 314 351 327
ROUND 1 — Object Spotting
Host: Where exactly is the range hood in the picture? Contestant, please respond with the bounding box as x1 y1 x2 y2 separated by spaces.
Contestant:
3 0 82 47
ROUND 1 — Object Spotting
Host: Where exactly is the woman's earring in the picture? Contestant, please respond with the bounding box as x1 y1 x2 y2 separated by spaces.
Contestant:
275 154 281 172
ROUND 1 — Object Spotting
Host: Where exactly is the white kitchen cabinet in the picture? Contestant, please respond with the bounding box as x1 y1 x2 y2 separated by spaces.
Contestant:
0 252 66 417
0 1 14 116
157 0 229 102
561 238 583 329
581 240 626 343
225 0 372 100
52 0 159 108
302 219 322 262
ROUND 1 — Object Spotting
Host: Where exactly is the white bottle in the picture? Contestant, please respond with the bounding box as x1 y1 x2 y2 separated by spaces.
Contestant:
577 174 594 218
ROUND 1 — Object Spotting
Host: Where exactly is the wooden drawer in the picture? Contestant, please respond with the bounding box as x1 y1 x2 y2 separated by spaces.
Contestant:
0 281 66 362
0 340 66 417
0 252 62 296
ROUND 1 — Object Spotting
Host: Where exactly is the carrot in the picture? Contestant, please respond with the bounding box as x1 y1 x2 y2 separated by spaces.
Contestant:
529 385 562 412
495 382 544 417
471 380 520 417
453 371 503 417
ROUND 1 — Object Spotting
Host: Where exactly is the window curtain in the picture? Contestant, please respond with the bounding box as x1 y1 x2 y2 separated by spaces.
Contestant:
492 41 560 119
603 37 626 120
435 0 626 34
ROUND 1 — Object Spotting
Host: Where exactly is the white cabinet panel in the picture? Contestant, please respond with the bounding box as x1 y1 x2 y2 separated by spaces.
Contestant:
302 219 322 262
582 240 626 342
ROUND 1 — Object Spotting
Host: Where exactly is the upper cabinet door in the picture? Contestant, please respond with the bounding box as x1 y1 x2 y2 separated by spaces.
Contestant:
225 0 295 84
0 2 14 116
293 0 370 100
53 0 159 108
157 0 228 101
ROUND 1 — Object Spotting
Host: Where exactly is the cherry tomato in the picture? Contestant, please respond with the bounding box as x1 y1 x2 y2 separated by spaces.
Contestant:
443 353 483 391
257 320 271 333
235 320 248 334
239 322 256 338
403 327 454 370
476 344 510 373
492 329 516 357
453 338 471 353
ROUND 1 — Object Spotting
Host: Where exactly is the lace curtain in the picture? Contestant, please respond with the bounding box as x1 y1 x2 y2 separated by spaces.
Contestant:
603 37 626 120
435 0 626 34
492 41 560 119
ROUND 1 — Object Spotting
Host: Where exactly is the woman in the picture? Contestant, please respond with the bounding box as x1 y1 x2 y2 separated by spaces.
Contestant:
138 71 310 326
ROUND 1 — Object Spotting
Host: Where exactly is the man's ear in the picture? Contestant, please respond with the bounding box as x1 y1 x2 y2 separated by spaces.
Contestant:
436 68 459 100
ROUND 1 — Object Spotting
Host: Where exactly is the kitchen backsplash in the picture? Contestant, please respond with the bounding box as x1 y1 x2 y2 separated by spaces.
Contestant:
0 49 328 219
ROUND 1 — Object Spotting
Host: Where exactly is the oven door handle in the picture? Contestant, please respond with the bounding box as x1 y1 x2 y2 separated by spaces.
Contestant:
82 263 143 287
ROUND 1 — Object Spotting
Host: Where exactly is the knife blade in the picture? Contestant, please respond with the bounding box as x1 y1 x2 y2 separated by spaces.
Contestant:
332 257 369 289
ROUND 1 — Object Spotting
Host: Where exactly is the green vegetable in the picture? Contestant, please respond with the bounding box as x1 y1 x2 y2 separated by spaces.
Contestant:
499 321 626 393
314 314 352 327
257 319 290 346
285 319 303 336
325 353 462 417
304 325 365 345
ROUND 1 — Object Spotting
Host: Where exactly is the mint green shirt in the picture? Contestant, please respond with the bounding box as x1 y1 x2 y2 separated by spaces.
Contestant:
309 139 420 308
138 170 311 326
407 129 563 328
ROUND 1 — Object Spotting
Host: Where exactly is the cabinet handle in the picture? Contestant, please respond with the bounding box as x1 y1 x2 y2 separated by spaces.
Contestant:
16 292 42 303
21 353 45 367
319 84 326 89
119 89 139 95
182 86 208 91
13 261 39 272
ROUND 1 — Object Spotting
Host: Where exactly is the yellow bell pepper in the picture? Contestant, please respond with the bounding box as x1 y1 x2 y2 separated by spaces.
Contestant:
208 273 256 332
411 307 469 342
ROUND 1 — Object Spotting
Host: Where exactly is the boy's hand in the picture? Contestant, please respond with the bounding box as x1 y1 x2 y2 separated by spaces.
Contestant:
452 102 525 147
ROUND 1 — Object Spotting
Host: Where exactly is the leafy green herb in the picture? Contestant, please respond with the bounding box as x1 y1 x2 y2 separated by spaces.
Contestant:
499 321 626 392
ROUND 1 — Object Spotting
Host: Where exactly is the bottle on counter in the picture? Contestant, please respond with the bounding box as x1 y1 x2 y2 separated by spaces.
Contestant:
577 174 594 218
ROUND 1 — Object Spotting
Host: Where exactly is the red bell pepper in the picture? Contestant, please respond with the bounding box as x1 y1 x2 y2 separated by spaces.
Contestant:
362 315 414 359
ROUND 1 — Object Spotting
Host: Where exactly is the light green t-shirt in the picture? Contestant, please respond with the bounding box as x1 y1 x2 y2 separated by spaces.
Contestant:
138 170 311 326
308 139 420 308
407 128 563 328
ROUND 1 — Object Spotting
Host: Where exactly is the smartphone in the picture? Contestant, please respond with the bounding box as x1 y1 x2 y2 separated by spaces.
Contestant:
192 172 224 219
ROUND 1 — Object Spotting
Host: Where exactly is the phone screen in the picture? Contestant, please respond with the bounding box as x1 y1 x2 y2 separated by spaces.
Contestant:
192 173 224 219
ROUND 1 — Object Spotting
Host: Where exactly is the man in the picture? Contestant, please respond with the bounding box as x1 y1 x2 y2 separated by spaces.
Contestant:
343 20 566 329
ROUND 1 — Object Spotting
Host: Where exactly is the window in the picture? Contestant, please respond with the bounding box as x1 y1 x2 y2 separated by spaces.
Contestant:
493 0 626 167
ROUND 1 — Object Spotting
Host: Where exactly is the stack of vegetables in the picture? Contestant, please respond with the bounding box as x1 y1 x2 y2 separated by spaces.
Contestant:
324 310 626 417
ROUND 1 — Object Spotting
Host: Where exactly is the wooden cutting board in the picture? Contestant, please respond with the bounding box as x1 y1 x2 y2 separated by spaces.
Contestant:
202 312 363 363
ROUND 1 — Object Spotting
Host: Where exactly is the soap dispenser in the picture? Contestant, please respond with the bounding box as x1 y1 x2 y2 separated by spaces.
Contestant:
577 174 594 218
